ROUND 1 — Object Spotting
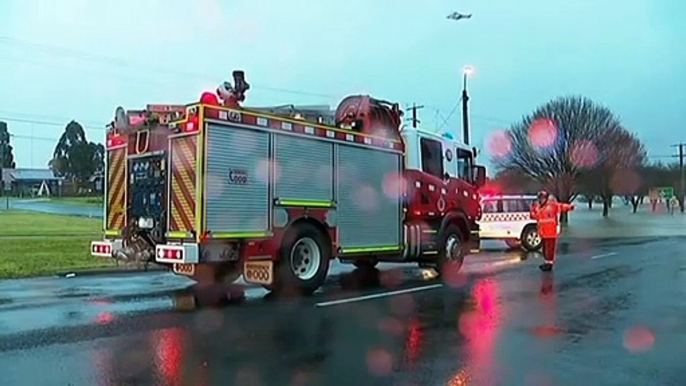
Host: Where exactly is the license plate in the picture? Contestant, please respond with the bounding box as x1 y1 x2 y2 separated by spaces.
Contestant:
243 260 273 285
173 263 195 276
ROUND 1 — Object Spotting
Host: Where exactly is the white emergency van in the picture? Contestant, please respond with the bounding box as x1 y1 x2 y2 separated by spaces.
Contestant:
478 195 541 251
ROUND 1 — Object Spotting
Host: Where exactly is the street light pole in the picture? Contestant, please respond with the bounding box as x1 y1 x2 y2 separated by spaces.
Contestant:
670 142 685 212
461 65 473 145
680 143 684 212
446 13 474 145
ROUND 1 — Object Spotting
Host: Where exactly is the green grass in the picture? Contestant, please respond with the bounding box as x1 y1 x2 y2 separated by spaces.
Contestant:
0 236 116 279
0 210 111 278
0 210 101 237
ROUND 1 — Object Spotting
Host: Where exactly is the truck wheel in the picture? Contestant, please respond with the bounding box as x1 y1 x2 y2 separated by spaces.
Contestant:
521 225 542 251
436 224 466 277
275 223 331 295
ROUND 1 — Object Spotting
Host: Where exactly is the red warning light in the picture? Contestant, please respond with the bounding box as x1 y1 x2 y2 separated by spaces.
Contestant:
200 92 220 105
183 115 200 133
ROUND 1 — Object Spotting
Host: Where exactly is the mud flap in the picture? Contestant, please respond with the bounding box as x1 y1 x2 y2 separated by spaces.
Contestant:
173 263 196 277
243 260 274 285
468 227 481 254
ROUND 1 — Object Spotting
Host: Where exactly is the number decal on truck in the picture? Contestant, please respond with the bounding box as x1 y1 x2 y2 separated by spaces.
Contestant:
244 260 273 285
173 263 195 276
228 169 248 185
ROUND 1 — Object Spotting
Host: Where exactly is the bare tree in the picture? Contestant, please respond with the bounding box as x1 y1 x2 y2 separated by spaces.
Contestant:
488 169 541 194
579 128 647 215
493 96 624 223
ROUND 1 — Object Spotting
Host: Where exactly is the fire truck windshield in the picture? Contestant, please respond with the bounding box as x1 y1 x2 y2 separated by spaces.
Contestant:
456 148 473 183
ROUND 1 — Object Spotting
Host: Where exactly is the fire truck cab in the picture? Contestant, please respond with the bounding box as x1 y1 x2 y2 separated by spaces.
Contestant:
91 71 486 295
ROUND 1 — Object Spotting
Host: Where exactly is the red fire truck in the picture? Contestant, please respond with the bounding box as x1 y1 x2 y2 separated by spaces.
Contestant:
91 71 486 294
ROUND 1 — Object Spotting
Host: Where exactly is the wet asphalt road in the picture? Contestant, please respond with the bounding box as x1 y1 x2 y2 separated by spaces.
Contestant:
0 238 685 386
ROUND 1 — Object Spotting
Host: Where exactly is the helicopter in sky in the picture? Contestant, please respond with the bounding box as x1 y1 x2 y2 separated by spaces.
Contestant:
446 11 472 21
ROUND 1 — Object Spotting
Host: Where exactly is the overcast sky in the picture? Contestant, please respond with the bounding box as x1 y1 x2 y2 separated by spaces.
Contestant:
0 0 684 170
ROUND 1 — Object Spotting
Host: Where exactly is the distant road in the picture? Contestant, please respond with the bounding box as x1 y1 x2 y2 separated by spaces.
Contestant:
5 199 102 218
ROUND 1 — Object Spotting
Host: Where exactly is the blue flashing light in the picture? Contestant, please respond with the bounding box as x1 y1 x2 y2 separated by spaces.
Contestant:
442 132 455 140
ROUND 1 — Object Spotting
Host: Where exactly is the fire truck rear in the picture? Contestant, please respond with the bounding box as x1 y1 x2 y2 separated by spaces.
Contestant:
91 71 486 294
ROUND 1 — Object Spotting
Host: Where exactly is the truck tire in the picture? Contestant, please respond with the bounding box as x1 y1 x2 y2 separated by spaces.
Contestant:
436 224 466 277
275 222 331 295
521 225 542 251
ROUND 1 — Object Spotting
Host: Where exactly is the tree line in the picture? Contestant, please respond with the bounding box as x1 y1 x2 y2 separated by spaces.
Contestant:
487 96 679 221
0 120 104 189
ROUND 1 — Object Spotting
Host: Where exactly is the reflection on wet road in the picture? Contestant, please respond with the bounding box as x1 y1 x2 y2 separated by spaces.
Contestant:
0 237 685 385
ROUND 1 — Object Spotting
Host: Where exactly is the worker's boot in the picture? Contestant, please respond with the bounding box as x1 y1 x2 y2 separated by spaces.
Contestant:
539 262 553 272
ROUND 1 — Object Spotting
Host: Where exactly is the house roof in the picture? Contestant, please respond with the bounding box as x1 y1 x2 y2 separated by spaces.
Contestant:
2 168 63 182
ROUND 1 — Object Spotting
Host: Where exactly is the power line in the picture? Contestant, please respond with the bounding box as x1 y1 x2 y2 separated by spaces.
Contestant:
0 110 104 127
10 133 60 143
437 97 462 131
2 36 505 130
0 116 105 131
0 35 342 100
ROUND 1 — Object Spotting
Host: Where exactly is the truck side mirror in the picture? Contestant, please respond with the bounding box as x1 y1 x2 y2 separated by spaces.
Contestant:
473 165 486 188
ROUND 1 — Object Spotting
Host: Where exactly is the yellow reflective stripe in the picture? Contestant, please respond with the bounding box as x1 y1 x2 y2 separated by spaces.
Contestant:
275 199 335 208
104 229 120 236
166 231 193 238
341 245 401 254
209 231 271 239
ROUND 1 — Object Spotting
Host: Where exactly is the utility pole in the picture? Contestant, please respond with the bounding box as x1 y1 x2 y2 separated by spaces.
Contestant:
671 142 685 212
407 103 424 128
461 84 470 145
679 143 684 212
461 66 474 145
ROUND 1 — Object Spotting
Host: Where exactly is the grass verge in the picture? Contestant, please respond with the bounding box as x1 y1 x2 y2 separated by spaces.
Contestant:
0 210 100 237
0 210 110 278
0 236 116 279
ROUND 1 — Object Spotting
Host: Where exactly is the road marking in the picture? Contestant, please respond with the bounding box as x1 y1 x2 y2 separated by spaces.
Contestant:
591 252 618 260
315 284 443 307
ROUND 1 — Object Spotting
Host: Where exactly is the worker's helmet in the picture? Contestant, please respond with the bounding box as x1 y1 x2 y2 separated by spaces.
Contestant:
537 190 549 200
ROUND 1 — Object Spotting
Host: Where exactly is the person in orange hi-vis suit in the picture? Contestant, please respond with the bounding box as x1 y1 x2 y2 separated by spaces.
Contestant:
530 190 575 272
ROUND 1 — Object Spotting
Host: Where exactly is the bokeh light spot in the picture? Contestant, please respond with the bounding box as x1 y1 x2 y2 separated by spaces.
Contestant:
611 169 641 194
528 118 558 148
623 326 655 353
255 158 281 183
354 185 378 211
442 262 468 288
570 140 599 168
382 172 406 199
366 348 393 376
485 130 512 158
95 312 113 324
